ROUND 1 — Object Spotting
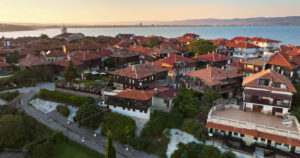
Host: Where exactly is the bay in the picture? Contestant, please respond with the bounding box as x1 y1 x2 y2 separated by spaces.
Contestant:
0 26 300 45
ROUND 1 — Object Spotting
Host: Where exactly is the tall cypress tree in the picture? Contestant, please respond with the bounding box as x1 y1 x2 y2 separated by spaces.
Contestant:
64 60 79 81
105 130 116 158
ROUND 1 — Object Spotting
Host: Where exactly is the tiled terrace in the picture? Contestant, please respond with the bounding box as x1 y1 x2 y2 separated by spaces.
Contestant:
211 108 298 132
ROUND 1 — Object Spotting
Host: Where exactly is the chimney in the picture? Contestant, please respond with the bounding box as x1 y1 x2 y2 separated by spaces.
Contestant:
167 53 170 57
289 55 293 61
221 66 224 70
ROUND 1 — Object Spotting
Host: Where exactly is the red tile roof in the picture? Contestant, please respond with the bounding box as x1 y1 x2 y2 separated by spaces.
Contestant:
268 52 300 69
227 61 245 68
72 52 102 61
206 122 300 147
110 50 139 58
53 57 83 67
94 49 113 57
155 87 179 99
195 52 230 62
226 41 260 49
242 69 296 93
115 89 156 101
186 67 241 86
155 54 196 67
19 54 50 67
231 36 250 42
210 38 228 46
250 37 281 43
110 64 167 79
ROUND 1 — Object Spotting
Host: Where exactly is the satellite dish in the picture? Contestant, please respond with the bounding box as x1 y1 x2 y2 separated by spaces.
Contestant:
46 50 51 55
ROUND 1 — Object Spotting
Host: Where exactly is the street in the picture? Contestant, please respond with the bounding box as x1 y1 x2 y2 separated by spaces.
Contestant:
17 90 158 158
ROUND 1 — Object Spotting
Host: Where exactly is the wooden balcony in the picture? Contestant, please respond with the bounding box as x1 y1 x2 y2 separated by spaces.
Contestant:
244 97 290 108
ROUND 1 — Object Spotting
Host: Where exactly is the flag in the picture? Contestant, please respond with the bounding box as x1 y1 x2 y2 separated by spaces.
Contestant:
62 45 67 54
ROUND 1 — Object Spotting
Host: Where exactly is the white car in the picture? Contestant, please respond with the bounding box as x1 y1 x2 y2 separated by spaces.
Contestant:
98 101 107 107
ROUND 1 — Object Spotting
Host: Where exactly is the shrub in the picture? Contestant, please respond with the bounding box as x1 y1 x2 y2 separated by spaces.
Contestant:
56 105 70 117
221 151 237 158
0 90 19 102
38 89 92 106
128 137 149 150
0 114 27 149
201 90 222 105
29 141 54 158
183 119 200 136
101 112 136 144
73 103 103 129
141 111 183 137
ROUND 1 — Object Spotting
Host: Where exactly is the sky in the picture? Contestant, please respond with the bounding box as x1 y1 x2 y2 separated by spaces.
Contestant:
0 0 300 24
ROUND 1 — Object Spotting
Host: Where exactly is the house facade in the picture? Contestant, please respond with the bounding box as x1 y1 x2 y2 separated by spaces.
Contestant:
185 67 242 98
242 69 296 116
109 64 168 90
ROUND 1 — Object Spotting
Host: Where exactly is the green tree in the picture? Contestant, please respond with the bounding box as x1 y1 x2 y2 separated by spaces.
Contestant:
221 151 237 158
200 145 222 158
40 34 49 39
101 112 136 143
171 142 202 158
147 36 161 48
73 103 103 129
173 88 200 117
182 119 206 142
0 114 27 149
6 51 25 64
105 130 116 158
64 61 79 81
201 90 222 105
189 39 216 56
141 111 182 137
292 83 300 107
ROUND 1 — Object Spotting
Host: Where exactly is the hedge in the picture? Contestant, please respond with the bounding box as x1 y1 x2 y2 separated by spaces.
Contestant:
0 90 20 102
38 89 92 107
56 105 70 117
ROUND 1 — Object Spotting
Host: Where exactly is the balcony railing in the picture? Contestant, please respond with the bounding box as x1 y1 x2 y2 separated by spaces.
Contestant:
208 115 300 141
106 99 150 112
244 98 290 108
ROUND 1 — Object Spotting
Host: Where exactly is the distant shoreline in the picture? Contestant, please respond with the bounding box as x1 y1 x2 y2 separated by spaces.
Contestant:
2 25 300 32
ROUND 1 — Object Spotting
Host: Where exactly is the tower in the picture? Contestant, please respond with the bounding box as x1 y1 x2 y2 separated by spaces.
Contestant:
61 24 67 34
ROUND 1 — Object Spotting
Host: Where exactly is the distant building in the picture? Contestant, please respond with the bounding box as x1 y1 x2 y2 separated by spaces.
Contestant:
185 67 242 98
109 64 168 90
195 52 230 68
226 41 261 59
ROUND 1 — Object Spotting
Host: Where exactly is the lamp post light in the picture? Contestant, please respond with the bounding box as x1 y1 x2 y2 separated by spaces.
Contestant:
208 133 214 146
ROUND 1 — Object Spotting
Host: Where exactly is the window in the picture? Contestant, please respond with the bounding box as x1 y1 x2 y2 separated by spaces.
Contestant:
258 79 269 86
284 144 289 147
233 132 238 136
241 134 244 137
275 142 281 146
261 138 265 142
254 137 258 140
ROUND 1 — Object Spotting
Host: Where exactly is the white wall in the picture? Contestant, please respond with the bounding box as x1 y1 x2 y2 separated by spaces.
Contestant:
108 105 151 120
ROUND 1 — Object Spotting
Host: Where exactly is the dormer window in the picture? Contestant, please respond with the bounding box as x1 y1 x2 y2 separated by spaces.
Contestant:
258 79 269 86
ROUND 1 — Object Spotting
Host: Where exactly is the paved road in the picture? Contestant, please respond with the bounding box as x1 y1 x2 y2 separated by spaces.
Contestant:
18 90 158 158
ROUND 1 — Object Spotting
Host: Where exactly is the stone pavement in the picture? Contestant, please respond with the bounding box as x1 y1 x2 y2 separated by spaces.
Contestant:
18 90 158 158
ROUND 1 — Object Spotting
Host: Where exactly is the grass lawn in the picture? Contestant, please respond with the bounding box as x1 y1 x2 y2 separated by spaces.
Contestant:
51 140 104 158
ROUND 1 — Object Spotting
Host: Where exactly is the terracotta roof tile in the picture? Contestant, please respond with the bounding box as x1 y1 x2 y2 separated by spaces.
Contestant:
115 89 156 101
110 64 167 79
195 52 230 62
186 67 241 86
242 69 296 93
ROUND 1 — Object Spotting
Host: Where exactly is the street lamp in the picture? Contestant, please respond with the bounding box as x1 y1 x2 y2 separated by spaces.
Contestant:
208 133 214 146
